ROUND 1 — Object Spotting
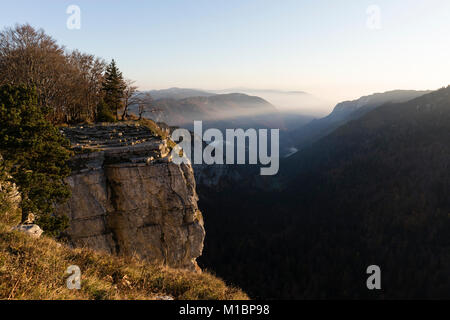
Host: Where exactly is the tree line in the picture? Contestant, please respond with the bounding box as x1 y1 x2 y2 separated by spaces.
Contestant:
0 24 154 124
0 24 156 236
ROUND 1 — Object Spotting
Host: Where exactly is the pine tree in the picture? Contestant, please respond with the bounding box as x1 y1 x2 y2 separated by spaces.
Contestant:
0 84 72 236
100 59 126 121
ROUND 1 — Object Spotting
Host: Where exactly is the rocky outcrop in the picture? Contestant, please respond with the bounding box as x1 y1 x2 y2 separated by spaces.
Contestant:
12 224 43 238
57 123 205 271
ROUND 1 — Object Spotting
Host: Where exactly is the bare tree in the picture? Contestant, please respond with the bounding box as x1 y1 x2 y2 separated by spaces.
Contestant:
121 79 138 120
66 50 106 122
136 92 158 120
0 24 68 120
0 24 107 124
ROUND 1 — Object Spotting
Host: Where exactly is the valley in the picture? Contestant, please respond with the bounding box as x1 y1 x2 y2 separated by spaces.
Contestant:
184 87 450 299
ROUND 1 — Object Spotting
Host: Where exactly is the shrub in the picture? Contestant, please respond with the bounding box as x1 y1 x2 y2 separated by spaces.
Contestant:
0 84 72 236
96 100 117 123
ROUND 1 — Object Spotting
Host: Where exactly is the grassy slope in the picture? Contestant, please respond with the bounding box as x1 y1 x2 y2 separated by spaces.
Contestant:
0 222 247 300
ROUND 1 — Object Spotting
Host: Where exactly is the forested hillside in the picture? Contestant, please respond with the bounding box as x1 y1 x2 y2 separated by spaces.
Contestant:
289 90 430 152
199 87 450 299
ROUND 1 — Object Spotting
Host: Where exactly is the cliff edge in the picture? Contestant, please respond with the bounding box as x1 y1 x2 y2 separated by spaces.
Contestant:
57 122 205 271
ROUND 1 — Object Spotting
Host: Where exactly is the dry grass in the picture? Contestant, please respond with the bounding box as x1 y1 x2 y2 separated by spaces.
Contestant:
136 118 177 149
0 222 248 300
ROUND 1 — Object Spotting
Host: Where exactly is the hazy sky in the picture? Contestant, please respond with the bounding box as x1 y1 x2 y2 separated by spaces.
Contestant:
1 0 450 111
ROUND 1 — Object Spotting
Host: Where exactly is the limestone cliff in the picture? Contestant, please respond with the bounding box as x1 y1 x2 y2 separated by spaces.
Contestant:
56 123 205 271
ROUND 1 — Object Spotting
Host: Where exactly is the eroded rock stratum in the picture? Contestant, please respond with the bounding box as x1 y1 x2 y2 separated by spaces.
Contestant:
56 123 205 271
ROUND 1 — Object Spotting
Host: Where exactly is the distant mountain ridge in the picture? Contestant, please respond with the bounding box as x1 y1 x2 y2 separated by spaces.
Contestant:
144 87 325 114
132 92 279 127
212 88 325 114
131 89 314 155
289 89 431 153
213 88 309 95
329 89 432 121
145 87 215 100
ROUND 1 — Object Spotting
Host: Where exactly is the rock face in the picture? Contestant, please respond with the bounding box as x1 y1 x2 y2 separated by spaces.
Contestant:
57 123 205 271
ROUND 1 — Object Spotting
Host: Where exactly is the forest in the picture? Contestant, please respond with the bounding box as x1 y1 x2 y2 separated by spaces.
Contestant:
198 88 450 299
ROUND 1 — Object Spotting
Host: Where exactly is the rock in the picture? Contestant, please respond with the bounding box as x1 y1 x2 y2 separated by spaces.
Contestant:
57 123 205 271
12 224 43 238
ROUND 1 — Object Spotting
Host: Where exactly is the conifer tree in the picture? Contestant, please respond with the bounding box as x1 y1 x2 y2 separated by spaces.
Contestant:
101 59 126 121
0 85 72 236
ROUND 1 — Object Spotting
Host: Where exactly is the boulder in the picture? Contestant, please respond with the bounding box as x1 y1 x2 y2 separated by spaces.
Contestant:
12 224 43 238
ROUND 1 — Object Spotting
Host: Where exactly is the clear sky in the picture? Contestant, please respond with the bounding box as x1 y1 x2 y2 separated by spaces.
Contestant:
1 0 450 109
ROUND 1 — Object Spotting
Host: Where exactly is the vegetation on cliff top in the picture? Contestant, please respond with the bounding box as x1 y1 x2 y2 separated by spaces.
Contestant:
0 85 72 236
0 24 156 125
